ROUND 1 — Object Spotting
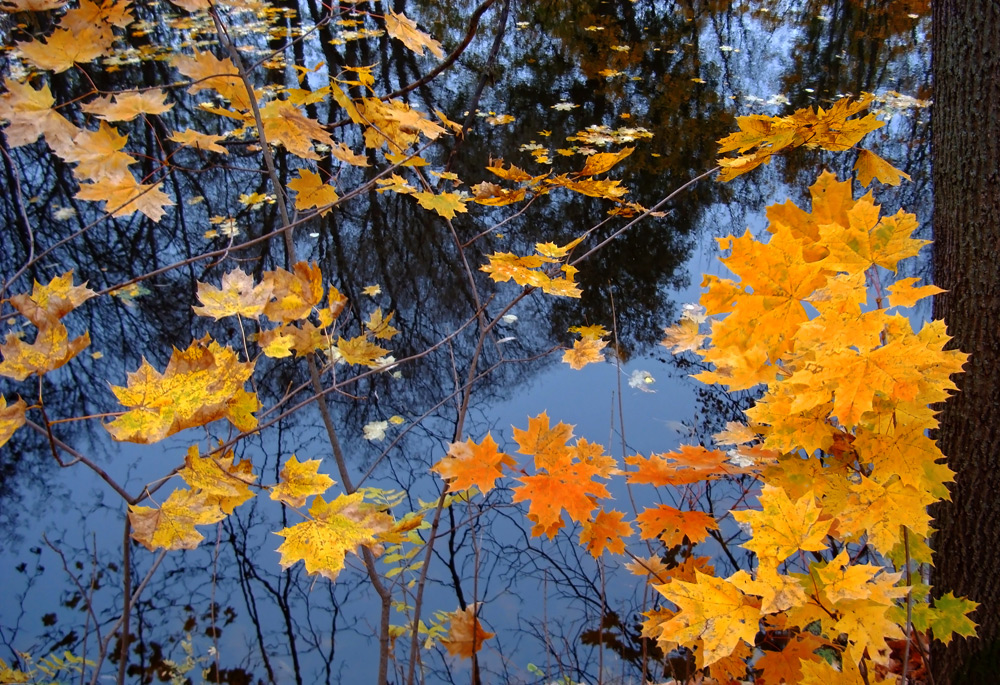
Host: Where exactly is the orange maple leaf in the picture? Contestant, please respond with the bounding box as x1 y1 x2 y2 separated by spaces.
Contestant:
635 505 718 546
431 433 515 494
579 509 632 557
439 604 494 658
626 445 740 487
512 411 573 470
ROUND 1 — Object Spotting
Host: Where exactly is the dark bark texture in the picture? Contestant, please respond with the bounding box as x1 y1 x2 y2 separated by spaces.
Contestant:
931 1 1000 683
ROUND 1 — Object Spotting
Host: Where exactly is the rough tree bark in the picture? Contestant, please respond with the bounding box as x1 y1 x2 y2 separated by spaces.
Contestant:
930 1 1000 683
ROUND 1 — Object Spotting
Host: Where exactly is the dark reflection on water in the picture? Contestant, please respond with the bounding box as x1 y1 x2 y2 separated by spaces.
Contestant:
0 0 930 682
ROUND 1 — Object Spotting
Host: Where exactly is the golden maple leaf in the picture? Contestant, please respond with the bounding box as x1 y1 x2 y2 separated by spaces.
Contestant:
172 51 256 111
731 485 830 564
0 78 79 153
169 129 228 155
75 173 174 221
0 395 27 448
577 146 634 176
274 492 393 581
384 10 445 59
562 336 607 370
177 444 256 514
854 148 910 187
439 604 494 658
0 271 95 381
256 101 333 160
81 89 173 122
335 335 389 367
269 455 335 508
261 262 324 322
193 269 273 320
287 169 339 216
17 23 112 73
655 570 761 668
128 488 226 551
364 307 399 340
330 141 369 166
105 336 259 443
60 122 136 181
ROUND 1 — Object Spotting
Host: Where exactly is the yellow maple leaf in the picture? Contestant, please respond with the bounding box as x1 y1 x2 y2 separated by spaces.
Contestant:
819 198 928 274
274 492 393 581
330 141 369 166
128 488 226 551
412 191 468 219
8 271 96 326
105 336 259 444
854 148 911 187
17 23 112 73
256 101 334 160
193 269 273 320
172 51 256 111
384 10 445 58
655 570 761 668
59 122 136 181
439 604 494 658
364 307 399 340
731 485 830 564
169 129 228 155
562 336 607 370
81 89 173 122
0 78 79 153
269 455 335 508
887 277 944 308
287 169 339 216
75 173 174 221
336 335 389 367
177 444 256 514
0 318 90 382
0 395 27 448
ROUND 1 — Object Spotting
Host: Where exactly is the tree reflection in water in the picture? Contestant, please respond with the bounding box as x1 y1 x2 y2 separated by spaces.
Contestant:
0 0 930 682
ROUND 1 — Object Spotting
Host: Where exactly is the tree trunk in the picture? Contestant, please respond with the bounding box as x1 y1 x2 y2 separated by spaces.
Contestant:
931 1 1000 683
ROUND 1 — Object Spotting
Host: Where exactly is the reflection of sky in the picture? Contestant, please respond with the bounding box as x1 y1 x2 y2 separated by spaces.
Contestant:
0 1 934 682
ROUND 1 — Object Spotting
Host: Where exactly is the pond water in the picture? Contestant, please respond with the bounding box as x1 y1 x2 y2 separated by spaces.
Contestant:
0 0 932 683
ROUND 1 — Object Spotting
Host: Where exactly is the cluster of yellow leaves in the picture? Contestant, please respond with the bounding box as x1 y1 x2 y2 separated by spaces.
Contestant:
646 170 976 678
717 93 908 185
471 151 634 209
0 271 95 382
481 238 584 298
15 0 132 73
128 445 256 550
